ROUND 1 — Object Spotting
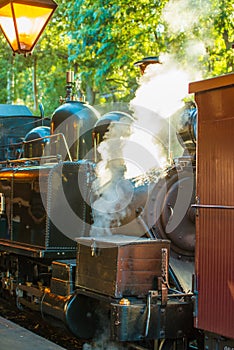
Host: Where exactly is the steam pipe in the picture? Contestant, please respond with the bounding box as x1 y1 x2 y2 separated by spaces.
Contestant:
135 207 156 239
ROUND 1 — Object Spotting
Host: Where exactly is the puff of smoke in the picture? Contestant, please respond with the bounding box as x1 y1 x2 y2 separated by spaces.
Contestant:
128 56 193 170
90 117 135 237
162 0 211 73
130 57 191 119
162 0 211 34
90 55 196 237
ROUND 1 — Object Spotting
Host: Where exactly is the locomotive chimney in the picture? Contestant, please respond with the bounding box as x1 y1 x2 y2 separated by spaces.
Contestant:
134 56 161 75
65 70 75 102
59 70 85 103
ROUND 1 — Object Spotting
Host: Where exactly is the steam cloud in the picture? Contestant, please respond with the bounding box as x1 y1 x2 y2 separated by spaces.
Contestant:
130 58 190 119
90 116 134 236
162 0 215 72
90 54 197 237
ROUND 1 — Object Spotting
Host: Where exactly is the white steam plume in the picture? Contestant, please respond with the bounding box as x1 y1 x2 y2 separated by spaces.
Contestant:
162 0 209 33
162 0 214 71
90 116 134 237
130 56 191 119
90 54 199 237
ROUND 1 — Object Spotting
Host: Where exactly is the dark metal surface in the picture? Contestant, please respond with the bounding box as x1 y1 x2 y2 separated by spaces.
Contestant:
24 126 50 158
146 164 196 257
204 331 234 349
176 107 197 155
0 114 50 161
0 162 83 258
111 298 194 342
65 292 103 339
0 167 47 247
47 161 93 248
51 260 76 296
51 101 99 161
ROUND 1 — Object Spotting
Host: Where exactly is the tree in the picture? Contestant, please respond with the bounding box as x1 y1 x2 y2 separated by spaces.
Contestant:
66 0 168 105
0 0 72 116
66 0 233 106
0 0 232 113
161 0 233 77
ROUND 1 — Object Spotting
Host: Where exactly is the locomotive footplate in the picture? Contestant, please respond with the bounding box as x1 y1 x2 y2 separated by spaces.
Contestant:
73 288 194 343
111 294 194 342
0 240 76 259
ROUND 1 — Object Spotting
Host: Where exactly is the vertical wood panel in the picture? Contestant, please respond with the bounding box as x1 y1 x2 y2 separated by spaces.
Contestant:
193 76 234 339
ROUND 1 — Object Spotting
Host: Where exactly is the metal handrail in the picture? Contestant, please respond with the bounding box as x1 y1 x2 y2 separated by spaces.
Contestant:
192 204 234 210
0 132 72 165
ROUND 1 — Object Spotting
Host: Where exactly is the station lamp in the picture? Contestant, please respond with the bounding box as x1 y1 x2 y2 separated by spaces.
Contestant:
0 0 57 55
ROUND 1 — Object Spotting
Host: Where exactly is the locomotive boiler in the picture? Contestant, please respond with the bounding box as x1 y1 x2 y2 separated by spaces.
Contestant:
0 70 233 350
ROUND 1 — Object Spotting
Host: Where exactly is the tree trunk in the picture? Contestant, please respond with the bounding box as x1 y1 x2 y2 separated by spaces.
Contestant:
6 56 14 104
86 84 96 105
32 56 38 111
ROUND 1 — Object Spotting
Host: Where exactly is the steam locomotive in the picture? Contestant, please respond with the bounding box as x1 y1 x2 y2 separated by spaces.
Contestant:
0 71 233 350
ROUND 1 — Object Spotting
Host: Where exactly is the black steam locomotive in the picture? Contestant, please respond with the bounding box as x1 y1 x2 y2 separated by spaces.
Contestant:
0 72 233 350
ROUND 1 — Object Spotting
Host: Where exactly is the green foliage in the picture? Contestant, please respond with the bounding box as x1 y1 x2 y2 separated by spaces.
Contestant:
0 0 72 116
205 0 234 75
161 0 233 77
67 0 168 104
66 0 233 104
0 0 232 114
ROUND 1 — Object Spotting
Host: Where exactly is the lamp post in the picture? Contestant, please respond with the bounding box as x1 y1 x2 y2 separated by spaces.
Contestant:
0 0 57 55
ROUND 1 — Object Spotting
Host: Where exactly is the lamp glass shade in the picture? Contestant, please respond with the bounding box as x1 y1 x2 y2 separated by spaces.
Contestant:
0 0 57 53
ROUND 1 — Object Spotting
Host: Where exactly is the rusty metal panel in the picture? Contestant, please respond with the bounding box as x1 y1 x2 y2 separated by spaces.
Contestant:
192 74 234 339
51 260 76 296
76 237 170 298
